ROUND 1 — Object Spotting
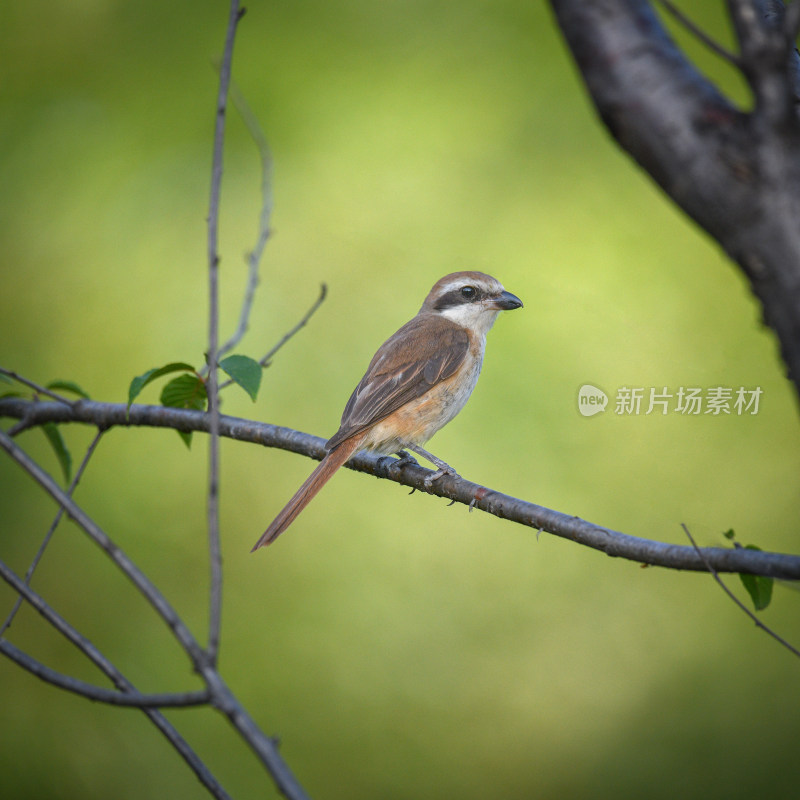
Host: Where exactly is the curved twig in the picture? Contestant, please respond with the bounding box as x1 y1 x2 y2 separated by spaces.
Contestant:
0 641 211 707
0 425 208 662
682 523 800 659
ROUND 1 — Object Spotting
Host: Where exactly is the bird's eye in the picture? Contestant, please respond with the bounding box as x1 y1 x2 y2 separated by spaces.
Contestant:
460 286 477 299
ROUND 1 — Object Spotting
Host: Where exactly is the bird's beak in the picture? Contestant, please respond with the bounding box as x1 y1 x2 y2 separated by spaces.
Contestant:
490 290 523 311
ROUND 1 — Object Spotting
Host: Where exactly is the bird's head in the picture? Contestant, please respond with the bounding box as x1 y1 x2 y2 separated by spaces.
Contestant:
420 271 523 334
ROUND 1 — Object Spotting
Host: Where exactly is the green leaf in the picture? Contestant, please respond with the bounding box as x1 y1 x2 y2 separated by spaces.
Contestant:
0 373 12 384
160 374 207 450
740 573 773 611
47 380 90 400
723 528 735 541
219 354 262 401
160 373 208 411
738 545 773 611
127 362 196 409
42 422 72 484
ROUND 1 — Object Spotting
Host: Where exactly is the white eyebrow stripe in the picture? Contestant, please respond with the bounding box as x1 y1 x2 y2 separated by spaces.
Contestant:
437 281 467 294
436 279 499 296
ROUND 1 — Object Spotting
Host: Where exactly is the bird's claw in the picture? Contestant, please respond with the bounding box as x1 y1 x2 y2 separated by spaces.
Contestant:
384 451 419 476
423 466 459 489
394 450 420 468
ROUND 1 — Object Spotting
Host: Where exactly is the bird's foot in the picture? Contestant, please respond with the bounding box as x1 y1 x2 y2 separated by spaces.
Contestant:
381 450 420 476
393 450 420 468
402 444 460 490
423 464 460 489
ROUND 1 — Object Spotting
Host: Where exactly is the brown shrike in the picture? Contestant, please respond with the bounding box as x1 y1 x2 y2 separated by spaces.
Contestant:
252 271 522 550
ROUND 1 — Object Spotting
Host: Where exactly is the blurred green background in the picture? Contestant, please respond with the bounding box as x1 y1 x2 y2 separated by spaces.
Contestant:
2 2 799 798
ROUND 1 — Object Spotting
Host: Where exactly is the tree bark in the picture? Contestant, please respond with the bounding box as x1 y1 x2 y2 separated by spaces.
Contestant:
549 0 800 402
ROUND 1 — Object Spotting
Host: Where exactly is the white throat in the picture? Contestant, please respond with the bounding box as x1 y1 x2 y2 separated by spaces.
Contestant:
438 301 501 337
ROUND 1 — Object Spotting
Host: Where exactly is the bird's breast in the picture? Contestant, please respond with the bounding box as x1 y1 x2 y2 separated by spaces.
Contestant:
363 336 485 453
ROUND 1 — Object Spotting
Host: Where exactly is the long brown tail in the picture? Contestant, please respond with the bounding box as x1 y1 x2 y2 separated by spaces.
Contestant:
251 437 362 551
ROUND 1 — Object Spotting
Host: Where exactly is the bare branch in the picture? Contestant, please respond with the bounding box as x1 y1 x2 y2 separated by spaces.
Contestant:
2 6 312 798
219 697 311 800
205 0 243 669
0 429 104 637
682 523 800 659
4 397 798 580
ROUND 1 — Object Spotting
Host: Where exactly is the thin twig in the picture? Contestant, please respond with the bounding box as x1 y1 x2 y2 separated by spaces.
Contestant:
258 283 328 368
0 641 210 707
218 283 328 391
681 523 800 660
0 429 104 637
655 0 742 65
0 366 74 407
205 0 243 668
215 77 274 362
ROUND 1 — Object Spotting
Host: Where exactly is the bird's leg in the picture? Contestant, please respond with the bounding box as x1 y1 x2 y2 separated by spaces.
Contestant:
404 444 460 488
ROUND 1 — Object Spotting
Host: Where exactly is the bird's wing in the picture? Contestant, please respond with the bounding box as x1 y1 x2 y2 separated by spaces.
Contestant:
326 314 469 451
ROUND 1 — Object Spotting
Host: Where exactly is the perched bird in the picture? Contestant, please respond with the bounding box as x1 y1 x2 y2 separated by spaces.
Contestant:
252 271 522 550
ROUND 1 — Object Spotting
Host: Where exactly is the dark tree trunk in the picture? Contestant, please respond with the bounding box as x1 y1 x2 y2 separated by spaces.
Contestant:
549 0 800 402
